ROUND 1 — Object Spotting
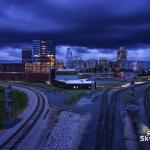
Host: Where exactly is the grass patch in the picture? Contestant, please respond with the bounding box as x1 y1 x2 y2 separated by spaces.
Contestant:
96 81 127 91
64 92 84 105
21 81 88 105
20 81 91 93
21 81 90 105
0 86 28 129
12 89 28 115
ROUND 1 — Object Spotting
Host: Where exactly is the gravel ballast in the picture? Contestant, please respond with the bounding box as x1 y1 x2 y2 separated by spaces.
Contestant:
43 111 80 150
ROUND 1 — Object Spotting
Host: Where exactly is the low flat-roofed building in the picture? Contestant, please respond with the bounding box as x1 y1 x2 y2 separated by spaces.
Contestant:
53 79 94 90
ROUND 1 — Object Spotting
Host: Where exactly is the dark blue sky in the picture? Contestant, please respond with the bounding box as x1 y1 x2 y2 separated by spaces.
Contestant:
0 0 150 61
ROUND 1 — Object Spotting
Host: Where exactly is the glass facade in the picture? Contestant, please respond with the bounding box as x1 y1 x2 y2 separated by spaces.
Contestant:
32 40 56 71
32 40 55 63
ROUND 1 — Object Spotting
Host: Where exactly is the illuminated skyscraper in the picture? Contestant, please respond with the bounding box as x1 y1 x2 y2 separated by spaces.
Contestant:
117 47 127 68
25 40 56 78
32 40 55 69
32 40 55 62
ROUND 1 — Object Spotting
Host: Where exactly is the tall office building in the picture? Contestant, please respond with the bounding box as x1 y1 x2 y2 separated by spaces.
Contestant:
32 40 55 61
66 48 73 68
66 48 72 60
31 40 56 83
32 40 55 69
117 47 127 68
22 48 32 63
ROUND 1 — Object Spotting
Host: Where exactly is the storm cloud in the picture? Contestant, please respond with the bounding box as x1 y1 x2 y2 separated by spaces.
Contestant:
0 0 150 60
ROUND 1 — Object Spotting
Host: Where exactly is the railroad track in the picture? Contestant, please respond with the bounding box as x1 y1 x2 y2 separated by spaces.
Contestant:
95 82 150 150
0 85 45 150
95 88 134 150
95 90 108 150
144 86 150 126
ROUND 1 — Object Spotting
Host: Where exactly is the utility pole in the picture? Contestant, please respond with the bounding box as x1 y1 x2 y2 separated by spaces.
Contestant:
4 84 14 128
91 59 95 91
49 56 52 84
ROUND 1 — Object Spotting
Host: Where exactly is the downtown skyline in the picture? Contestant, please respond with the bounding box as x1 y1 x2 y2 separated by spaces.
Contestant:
0 46 150 62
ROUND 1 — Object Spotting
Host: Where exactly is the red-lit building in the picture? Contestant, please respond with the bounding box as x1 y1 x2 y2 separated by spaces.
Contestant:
0 63 25 81
0 62 52 81
0 62 55 82
0 40 56 82
0 63 25 72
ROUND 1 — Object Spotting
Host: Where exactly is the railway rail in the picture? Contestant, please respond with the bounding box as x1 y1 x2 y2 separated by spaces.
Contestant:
0 84 45 150
95 82 150 150
95 89 118 150
144 86 150 126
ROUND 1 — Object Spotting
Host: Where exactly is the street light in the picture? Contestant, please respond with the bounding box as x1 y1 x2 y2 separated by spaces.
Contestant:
91 59 95 91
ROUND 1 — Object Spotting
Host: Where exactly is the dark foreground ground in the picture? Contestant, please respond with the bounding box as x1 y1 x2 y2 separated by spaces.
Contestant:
1 81 150 150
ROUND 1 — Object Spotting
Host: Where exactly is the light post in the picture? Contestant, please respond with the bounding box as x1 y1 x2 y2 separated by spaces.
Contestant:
4 84 14 128
48 56 52 84
48 55 56 84
91 59 95 91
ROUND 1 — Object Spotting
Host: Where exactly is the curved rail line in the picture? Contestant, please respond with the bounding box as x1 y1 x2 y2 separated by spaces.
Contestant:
95 82 150 150
0 84 45 150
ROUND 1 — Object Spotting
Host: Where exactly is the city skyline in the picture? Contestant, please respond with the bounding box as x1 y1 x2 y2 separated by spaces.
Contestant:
1 0 150 61
0 45 150 62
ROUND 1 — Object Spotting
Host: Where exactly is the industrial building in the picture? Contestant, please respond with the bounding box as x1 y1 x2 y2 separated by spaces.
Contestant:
0 63 25 72
53 79 93 90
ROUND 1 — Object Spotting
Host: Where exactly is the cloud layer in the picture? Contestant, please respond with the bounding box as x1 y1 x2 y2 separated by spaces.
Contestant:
0 0 150 60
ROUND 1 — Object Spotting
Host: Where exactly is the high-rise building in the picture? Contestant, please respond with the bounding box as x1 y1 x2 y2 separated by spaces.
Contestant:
66 48 73 68
117 47 127 68
22 48 32 63
32 40 55 69
32 40 55 61
85 59 98 69
66 48 72 60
